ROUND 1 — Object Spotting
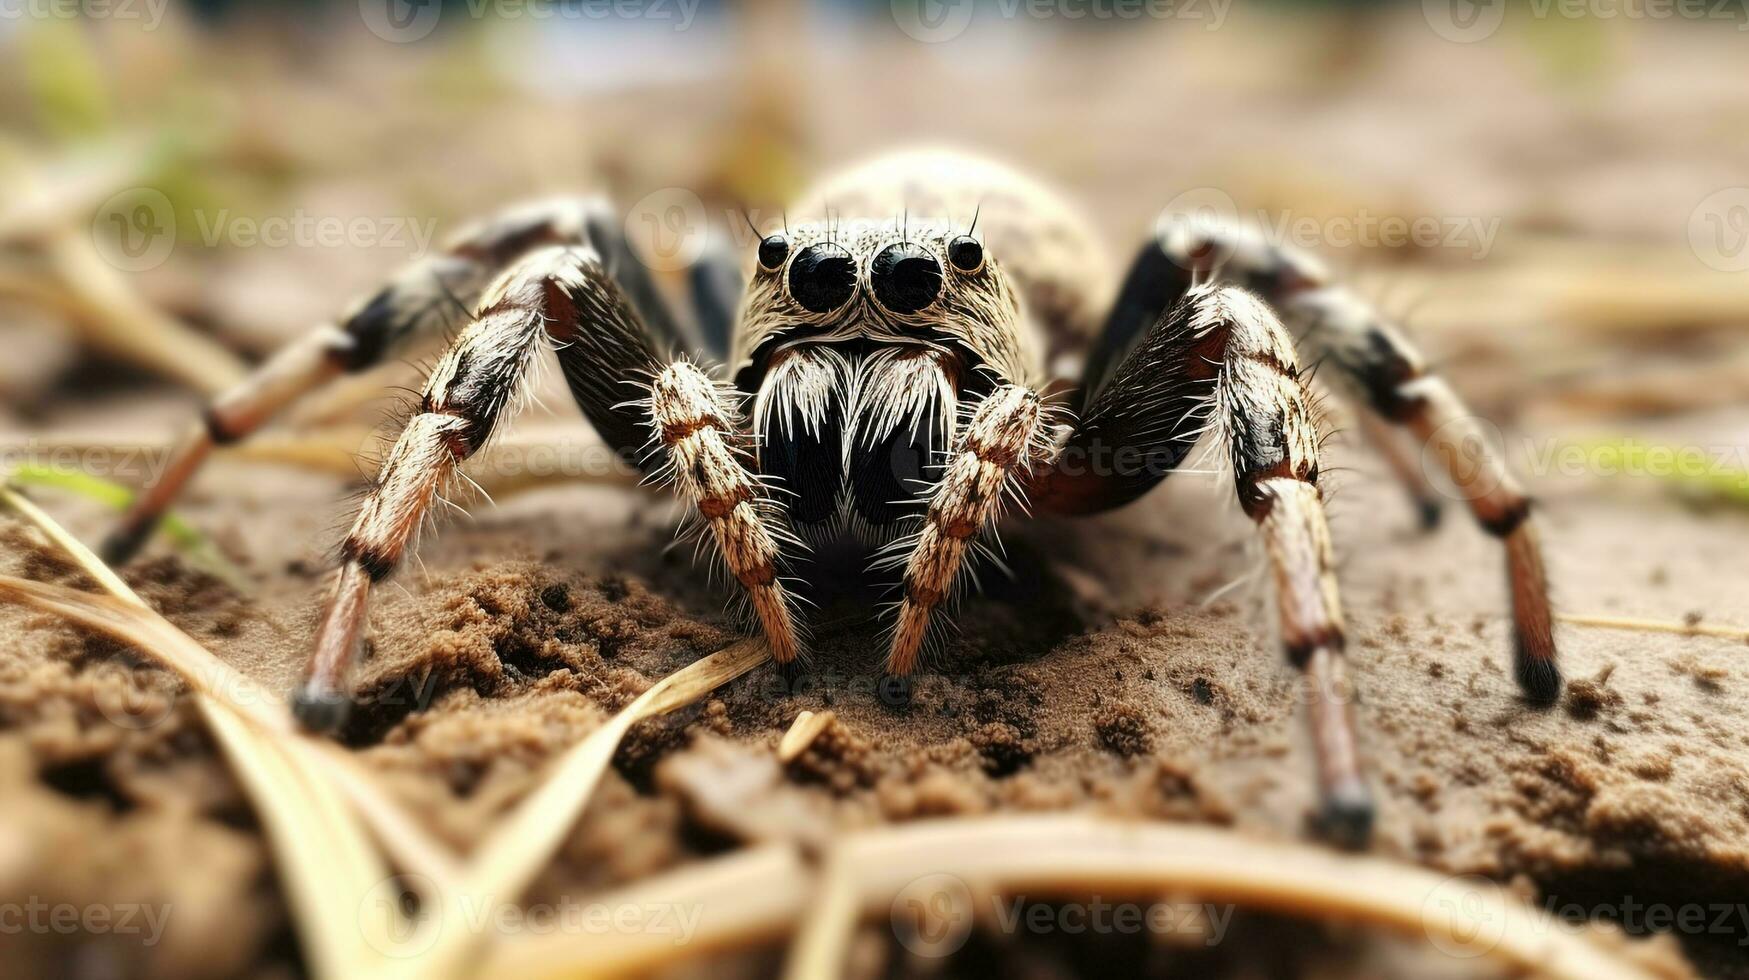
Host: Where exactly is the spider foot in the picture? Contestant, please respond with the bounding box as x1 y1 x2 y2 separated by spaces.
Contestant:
1515 647 1562 708
877 673 913 711
291 682 351 734
774 658 806 695
1314 778 1375 852
1414 497 1444 533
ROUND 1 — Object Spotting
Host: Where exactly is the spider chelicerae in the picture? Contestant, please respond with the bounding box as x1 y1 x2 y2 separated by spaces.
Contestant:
101 149 1559 849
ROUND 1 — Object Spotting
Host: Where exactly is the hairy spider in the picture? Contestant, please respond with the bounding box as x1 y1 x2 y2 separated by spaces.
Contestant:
102 150 1559 848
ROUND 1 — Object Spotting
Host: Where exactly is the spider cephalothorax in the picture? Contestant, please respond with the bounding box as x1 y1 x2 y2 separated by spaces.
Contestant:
102 150 1560 849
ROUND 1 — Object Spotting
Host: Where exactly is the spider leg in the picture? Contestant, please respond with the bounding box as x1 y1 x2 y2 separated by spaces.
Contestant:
1032 285 1371 848
101 197 698 565
1281 286 1557 703
296 244 798 731
646 361 803 670
1085 218 1559 705
883 383 1051 679
688 238 745 363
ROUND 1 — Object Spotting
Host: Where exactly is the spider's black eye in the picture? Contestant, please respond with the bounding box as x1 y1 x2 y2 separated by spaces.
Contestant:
757 233 790 272
870 242 942 315
946 235 984 274
787 243 857 314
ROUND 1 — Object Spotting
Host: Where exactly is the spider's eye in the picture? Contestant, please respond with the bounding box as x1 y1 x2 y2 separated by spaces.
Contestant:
870 242 942 315
787 243 857 314
946 235 984 274
757 233 791 272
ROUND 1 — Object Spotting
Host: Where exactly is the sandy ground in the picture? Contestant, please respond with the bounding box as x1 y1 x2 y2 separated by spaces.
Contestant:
4 405 1748 976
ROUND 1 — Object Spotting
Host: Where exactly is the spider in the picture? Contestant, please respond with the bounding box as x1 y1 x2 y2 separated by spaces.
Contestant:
100 150 1558 848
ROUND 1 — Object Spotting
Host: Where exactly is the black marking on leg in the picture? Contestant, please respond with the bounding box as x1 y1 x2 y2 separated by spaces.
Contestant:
202 405 245 446
1479 497 1532 538
337 256 476 372
1415 496 1445 532
1284 628 1344 671
344 543 396 583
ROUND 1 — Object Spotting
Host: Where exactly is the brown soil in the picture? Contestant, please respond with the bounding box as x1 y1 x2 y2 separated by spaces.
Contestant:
5 417 1748 976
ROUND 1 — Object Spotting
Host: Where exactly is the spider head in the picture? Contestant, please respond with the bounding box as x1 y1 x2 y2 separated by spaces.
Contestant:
735 218 1023 379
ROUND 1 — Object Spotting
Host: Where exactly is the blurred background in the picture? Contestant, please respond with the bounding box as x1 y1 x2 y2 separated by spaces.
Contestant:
3 1 1749 978
2 0 1746 439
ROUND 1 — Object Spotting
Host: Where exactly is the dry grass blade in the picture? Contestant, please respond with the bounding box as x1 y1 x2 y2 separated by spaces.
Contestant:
1558 612 1749 644
0 487 435 976
783 816 1658 980
0 573 397 977
0 153 140 242
3 483 781 979
402 635 771 978
778 709 835 763
200 705 401 977
463 636 771 901
5 229 249 395
16 428 644 494
479 845 811 980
